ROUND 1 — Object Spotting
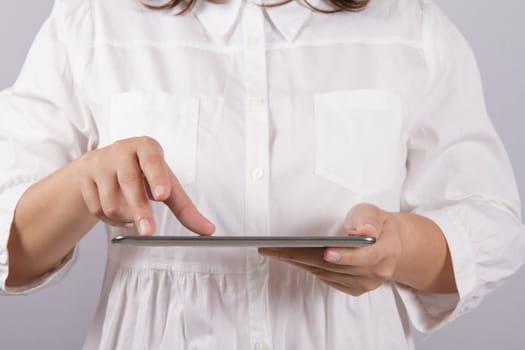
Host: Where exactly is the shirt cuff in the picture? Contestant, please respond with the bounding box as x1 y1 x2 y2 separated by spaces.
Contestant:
1 246 78 295
0 177 78 295
394 206 483 333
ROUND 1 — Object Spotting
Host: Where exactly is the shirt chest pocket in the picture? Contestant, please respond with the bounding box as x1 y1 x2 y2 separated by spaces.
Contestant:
314 89 404 195
108 92 199 185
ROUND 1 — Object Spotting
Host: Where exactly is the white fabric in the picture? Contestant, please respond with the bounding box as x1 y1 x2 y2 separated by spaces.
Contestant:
1 0 524 348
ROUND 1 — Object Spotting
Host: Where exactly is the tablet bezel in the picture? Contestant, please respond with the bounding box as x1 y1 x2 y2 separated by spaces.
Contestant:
111 235 376 248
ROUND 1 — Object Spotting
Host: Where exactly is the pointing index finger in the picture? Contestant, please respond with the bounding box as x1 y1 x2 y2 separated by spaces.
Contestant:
164 170 215 235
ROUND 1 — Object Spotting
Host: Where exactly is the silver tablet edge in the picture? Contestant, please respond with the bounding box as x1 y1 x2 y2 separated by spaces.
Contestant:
111 235 376 248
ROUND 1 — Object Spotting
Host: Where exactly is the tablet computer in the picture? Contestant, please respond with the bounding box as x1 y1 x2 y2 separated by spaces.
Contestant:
111 235 376 248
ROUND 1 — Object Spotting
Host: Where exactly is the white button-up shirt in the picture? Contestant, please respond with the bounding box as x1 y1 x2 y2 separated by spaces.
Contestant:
1 0 524 349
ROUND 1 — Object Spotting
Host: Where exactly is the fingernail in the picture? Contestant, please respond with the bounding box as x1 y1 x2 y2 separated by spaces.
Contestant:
154 186 166 199
123 222 135 229
201 218 215 233
324 250 341 263
139 219 151 236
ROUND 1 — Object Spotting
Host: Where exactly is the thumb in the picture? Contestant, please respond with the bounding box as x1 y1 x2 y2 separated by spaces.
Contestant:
344 203 387 238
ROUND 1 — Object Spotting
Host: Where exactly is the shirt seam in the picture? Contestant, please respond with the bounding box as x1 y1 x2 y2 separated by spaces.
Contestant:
88 36 424 53
0 174 40 195
108 257 250 275
92 38 239 54
267 37 424 51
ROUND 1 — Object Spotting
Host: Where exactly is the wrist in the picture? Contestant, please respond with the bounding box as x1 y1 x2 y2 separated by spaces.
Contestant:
389 212 457 293
388 212 409 285
70 155 99 223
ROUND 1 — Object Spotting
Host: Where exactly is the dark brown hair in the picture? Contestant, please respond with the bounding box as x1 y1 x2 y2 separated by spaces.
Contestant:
144 0 369 15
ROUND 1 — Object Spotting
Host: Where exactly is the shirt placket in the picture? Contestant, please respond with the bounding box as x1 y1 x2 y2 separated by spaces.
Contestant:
241 1 273 350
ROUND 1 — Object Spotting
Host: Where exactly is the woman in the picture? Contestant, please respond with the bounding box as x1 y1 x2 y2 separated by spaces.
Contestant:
1 0 524 348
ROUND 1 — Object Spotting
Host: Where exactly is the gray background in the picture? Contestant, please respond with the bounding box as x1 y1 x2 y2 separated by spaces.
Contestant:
0 1 523 349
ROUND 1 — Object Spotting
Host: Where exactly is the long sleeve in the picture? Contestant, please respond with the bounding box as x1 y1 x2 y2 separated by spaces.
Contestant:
395 0 525 332
0 0 97 294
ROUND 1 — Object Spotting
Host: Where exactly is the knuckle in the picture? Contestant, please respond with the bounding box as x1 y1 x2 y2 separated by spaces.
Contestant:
91 205 104 218
99 216 121 227
348 202 381 223
118 169 143 186
99 192 119 216
354 202 370 211
141 153 165 168
104 206 120 219
374 266 394 281
112 139 131 152
351 203 372 216
139 136 162 150
173 202 195 218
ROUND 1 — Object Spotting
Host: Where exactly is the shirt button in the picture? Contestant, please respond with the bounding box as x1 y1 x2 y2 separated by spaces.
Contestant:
247 96 266 108
255 341 268 350
252 168 264 180
247 35 263 49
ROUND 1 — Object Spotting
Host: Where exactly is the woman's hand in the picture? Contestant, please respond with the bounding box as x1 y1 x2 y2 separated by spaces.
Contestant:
7 136 216 286
259 203 402 296
260 202 457 295
74 136 215 236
